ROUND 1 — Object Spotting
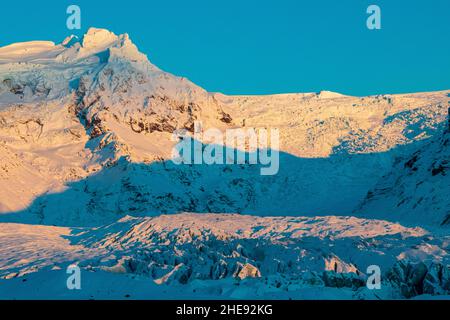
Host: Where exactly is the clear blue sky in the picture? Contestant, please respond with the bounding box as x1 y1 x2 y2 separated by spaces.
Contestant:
1 0 449 96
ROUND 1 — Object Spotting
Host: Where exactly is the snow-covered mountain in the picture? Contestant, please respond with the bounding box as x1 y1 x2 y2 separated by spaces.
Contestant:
355 118 450 228
0 28 231 220
0 28 448 299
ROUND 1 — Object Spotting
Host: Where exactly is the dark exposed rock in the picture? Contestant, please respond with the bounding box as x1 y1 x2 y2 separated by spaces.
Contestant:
220 112 233 124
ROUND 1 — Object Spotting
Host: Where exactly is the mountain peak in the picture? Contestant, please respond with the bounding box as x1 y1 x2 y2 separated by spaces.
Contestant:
54 27 149 65
82 28 119 50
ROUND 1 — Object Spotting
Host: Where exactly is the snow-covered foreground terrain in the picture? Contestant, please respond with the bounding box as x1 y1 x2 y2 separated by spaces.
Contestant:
1 213 449 300
0 28 449 299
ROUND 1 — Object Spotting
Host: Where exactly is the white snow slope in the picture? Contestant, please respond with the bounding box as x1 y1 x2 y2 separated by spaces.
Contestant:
0 28 449 300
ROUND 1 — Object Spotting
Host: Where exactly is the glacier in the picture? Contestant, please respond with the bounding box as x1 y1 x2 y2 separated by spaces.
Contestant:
0 28 448 300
